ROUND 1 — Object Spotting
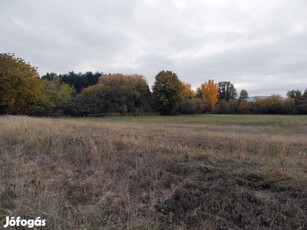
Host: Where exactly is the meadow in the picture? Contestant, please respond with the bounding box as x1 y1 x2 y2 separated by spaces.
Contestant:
0 115 306 229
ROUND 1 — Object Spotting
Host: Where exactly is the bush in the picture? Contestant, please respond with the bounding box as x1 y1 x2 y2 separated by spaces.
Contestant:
253 95 295 114
179 98 204 114
178 98 204 114
296 103 307 114
238 100 253 114
215 100 231 114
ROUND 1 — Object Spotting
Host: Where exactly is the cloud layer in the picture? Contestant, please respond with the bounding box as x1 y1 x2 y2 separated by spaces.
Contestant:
1 0 307 96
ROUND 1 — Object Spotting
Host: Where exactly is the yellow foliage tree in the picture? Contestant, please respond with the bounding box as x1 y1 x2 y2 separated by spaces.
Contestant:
181 82 195 99
0 53 45 114
81 74 151 114
200 80 219 109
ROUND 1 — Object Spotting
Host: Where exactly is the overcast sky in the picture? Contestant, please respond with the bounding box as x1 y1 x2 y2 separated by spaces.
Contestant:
1 0 307 96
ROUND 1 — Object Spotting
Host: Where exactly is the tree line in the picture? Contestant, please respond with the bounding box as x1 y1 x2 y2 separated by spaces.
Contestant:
1 53 307 116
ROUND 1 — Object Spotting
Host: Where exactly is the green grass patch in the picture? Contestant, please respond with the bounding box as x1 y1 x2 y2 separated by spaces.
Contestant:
81 114 307 130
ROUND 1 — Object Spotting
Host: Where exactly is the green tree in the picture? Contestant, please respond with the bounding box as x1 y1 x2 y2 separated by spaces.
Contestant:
287 89 303 106
287 89 302 100
152 70 183 114
215 99 231 113
0 53 45 114
43 78 74 108
42 71 102 94
195 87 202 99
218 81 237 101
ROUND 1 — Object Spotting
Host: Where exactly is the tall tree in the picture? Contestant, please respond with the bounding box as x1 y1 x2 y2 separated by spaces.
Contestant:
41 72 58 81
152 70 183 114
239 89 249 100
195 87 202 99
42 71 102 94
287 89 304 106
287 90 302 100
296 90 307 114
218 81 237 101
200 80 219 110
0 53 45 114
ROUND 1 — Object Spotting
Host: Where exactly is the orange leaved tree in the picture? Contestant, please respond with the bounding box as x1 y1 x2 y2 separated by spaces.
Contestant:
181 82 195 99
200 80 219 110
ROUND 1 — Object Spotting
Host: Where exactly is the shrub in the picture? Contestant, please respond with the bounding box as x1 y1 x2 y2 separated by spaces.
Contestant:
178 98 205 114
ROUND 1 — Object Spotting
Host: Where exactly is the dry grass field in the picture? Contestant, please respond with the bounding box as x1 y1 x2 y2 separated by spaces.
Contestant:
0 115 306 229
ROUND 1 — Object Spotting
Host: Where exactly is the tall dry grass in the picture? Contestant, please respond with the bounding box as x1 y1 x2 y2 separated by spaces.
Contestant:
0 116 306 229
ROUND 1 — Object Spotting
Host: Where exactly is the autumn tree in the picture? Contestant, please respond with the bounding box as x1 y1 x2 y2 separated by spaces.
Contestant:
253 95 295 114
181 82 195 99
238 100 253 113
177 82 205 114
218 81 237 101
79 74 152 114
200 80 219 110
152 70 183 114
0 53 45 114
75 83 105 115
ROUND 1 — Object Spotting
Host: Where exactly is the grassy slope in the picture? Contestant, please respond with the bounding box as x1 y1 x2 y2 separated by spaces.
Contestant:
0 115 306 229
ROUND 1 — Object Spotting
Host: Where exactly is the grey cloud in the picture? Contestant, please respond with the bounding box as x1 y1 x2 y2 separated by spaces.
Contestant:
1 0 307 96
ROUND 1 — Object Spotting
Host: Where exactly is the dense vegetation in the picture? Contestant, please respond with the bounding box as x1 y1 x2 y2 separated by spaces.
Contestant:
0 115 306 229
1 53 307 116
